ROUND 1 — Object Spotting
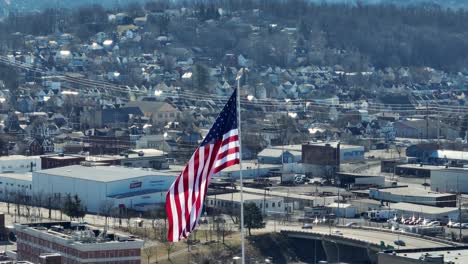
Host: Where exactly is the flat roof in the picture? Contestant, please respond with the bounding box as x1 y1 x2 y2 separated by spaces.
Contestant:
41 155 84 160
303 142 363 149
391 202 458 214
0 155 41 161
36 165 177 182
396 164 444 170
0 173 32 181
207 192 282 202
337 172 382 178
432 149 468 161
397 164 468 172
376 187 454 198
391 247 468 263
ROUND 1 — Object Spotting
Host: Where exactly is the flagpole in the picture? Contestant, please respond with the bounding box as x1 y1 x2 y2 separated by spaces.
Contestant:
236 68 246 264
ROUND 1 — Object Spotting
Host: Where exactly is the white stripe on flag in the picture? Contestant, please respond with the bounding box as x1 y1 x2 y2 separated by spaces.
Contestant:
214 152 240 169
222 128 238 140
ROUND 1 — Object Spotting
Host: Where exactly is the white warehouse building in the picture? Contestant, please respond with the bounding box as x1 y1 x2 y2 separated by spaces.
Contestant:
32 165 177 213
431 167 468 194
0 155 41 173
0 173 32 200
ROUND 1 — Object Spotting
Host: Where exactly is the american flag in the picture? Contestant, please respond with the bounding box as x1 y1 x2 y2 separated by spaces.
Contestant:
166 89 240 242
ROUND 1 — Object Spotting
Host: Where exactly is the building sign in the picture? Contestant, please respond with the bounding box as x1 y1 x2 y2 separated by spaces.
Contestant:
130 182 142 189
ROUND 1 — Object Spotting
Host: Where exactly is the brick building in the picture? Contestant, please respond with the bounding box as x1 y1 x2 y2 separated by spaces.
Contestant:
15 222 143 264
40 155 86 170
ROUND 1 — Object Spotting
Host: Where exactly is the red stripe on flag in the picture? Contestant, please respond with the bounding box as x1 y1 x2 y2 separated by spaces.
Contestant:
221 135 239 146
213 158 240 174
217 146 239 160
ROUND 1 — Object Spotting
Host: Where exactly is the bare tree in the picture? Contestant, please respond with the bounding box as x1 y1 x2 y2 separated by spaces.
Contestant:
99 200 115 231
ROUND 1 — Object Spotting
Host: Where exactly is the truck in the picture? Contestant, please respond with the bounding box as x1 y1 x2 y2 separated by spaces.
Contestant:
367 209 397 221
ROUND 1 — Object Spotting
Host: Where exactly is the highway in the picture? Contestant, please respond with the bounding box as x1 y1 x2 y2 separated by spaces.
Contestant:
278 225 454 249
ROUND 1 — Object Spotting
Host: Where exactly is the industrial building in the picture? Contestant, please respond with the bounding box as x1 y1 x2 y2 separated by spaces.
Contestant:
325 203 358 218
213 162 281 179
32 165 177 213
206 192 284 216
40 154 85 169
257 145 302 164
0 173 32 200
0 156 41 173
86 149 168 169
369 187 456 207
15 221 143 263
302 142 365 177
379 246 468 264
431 167 468 193
395 164 438 178
390 202 459 222
336 172 385 188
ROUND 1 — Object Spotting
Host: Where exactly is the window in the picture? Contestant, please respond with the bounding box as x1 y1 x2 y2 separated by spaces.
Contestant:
265 203 269 208
259 204 262 208
278 202 281 207
272 202 275 208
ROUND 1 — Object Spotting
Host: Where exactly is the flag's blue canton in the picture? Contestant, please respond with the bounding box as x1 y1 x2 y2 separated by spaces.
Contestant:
200 89 238 146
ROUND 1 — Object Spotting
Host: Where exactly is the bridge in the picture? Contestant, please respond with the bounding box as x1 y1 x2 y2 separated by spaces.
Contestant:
281 226 456 263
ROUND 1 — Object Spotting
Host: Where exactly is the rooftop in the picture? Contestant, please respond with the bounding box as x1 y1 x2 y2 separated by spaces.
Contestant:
0 155 41 161
337 172 382 178
35 165 177 182
432 150 468 161
375 187 454 198
398 164 468 172
15 221 143 245
388 246 468 264
0 173 32 181
303 141 363 149
391 202 458 214
41 155 85 160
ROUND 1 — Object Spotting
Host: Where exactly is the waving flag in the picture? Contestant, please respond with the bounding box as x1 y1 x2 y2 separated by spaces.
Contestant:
166 89 240 242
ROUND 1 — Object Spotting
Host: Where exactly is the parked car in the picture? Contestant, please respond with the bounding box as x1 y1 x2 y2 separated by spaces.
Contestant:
461 223 468 229
345 222 358 227
302 223 313 229
333 230 343 236
427 221 440 226
394 240 406 246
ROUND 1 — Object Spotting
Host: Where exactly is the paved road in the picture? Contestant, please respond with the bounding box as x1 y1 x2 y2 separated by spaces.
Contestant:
279 225 453 249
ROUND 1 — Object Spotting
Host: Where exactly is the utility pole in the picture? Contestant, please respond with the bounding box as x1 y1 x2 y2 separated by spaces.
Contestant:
459 193 462 242
426 102 429 140
458 176 462 242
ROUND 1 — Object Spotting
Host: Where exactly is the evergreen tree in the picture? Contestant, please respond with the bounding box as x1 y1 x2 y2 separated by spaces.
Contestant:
63 194 87 220
244 203 265 236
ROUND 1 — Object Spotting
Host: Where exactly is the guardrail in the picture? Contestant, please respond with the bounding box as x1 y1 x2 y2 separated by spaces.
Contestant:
280 229 378 249
336 225 460 247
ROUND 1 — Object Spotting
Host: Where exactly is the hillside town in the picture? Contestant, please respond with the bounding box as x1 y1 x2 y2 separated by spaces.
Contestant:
1 1 468 264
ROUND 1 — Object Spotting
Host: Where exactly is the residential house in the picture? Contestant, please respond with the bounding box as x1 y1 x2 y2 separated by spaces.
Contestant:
124 100 181 124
